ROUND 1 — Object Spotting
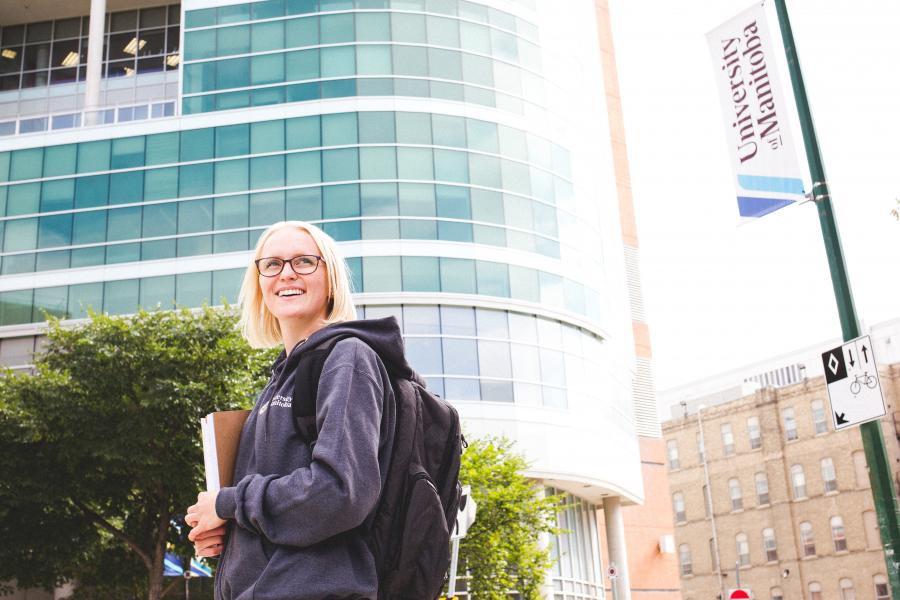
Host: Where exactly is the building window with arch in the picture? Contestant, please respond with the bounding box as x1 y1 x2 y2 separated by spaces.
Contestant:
762 527 778 562
864 511 881 549
679 543 692 576
755 472 770 505
808 581 822 600
831 515 848 552
667 439 680 470
840 578 856 600
874 574 890 600
783 407 798 441
811 399 827 434
697 432 704 462
791 464 807 499
747 415 761 449
702 485 710 518
721 422 734 456
800 521 816 557
853 451 869 488
735 532 750 567
673 491 686 524
821 457 838 493
770 586 784 600
729 478 743 511
709 537 718 571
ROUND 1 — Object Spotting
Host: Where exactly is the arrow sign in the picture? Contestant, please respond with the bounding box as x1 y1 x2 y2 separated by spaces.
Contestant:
822 335 886 431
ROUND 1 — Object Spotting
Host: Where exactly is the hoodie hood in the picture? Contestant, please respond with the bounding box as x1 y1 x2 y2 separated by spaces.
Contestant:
277 316 418 383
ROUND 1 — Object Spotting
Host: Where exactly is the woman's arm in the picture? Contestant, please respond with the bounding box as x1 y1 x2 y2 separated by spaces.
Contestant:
214 339 387 547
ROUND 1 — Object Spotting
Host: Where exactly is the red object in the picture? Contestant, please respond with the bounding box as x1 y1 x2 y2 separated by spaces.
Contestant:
729 591 751 600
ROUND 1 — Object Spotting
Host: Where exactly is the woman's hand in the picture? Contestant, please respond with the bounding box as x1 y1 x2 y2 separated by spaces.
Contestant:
186 491 226 540
192 525 228 557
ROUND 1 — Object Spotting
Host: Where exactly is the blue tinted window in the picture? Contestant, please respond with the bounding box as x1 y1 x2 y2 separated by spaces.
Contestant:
285 187 322 220
320 13 354 44
250 155 285 189
360 183 398 216
362 256 401 292
107 206 142 242
251 120 285 154
72 211 107 244
180 128 215 162
322 148 359 182
439 257 475 293
146 132 180 165
178 198 213 234
322 112 358 146
109 170 144 204
250 191 285 226
179 163 214 197
77 140 111 173
251 20 285 53
215 159 249 193
10 148 44 181
143 203 177 237
74 175 109 208
38 214 73 247
140 275 176 310
217 56 250 89
7 183 40 216
110 136 145 169
144 167 179 200
214 194 249 229
216 124 250 157
322 184 359 218
442 338 478 375
104 279 139 315
43 144 77 177
402 256 440 292
285 115 321 149
217 25 250 55
286 152 321 185
476 260 509 297
40 179 74 212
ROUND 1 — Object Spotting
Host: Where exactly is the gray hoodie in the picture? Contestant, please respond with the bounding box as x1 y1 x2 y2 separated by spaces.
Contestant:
214 318 408 600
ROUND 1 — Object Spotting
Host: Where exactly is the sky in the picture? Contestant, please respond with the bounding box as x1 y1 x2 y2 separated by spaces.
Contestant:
607 0 900 399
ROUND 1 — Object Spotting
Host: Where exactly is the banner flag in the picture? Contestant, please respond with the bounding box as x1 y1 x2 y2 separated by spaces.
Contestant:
190 557 213 577
707 3 805 220
163 552 184 577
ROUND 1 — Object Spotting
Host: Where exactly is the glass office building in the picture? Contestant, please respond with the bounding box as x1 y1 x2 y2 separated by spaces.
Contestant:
1 1 676 597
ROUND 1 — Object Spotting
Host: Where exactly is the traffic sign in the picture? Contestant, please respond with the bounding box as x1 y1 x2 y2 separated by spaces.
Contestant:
728 589 751 600
821 335 886 431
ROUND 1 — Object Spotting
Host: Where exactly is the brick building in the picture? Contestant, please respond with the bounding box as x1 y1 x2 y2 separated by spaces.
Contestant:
662 363 900 600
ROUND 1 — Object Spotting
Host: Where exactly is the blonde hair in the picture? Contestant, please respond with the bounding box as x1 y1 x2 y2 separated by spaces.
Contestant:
238 221 356 348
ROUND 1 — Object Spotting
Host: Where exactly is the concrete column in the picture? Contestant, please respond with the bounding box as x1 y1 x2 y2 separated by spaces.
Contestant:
603 496 632 600
84 0 106 124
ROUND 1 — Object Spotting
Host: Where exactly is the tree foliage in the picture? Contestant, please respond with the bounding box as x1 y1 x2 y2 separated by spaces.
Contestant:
454 437 559 600
0 307 277 599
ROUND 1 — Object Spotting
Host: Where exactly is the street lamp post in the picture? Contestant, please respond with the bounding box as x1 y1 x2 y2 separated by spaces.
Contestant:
697 405 726 600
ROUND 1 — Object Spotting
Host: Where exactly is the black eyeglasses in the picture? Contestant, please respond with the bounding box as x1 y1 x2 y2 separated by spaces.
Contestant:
255 255 325 277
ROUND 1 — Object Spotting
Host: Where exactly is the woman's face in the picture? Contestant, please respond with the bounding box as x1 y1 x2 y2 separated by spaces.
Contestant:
258 227 330 331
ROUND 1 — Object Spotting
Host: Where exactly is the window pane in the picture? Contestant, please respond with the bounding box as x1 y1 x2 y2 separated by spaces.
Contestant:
40 179 74 212
322 148 359 182
176 272 211 307
250 155 285 189
216 56 250 89
405 337 443 375
139 275 175 309
109 171 144 204
43 144 77 177
251 120 285 154
439 257 475 293
396 112 432 145
179 163 214 197
402 256 440 291
320 45 354 77
392 45 427 76
217 24 250 56
181 128 215 162
442 338 478 375
322 112 358 146
110 136 145 169
397 148 434 180
362 256 401 292
476 260 509 297
251 20 284 52
77 140 110 172
107 207 142 242
285 16 318 46
357 45 391 75
251 53 285 85
178 198 213 234
286 152 322 185
215 124 250 157
104 279 139 315
478 340 511 378
360 147 397 179
320 13 354 44
403 305 440 334
215 159 249 193
286 187 322 220
322 184 359 218
356 12 390 41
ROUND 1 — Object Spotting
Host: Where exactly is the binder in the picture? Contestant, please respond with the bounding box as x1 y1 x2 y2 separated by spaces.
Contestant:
200 410 250 492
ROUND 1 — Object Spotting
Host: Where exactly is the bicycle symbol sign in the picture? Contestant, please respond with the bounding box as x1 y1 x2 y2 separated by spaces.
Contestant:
821 334 886 431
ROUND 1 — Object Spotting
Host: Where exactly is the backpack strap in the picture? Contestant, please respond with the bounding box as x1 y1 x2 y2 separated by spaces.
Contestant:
291 334 353 445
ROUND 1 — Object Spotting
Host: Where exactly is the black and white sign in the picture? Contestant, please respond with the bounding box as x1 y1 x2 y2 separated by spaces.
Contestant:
821 335 886 430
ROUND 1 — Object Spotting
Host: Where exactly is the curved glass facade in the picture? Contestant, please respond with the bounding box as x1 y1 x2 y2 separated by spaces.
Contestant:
1 0 648 594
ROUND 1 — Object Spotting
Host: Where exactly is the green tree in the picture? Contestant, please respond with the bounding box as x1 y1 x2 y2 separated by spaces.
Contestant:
453 437 559 600
0 307 277 600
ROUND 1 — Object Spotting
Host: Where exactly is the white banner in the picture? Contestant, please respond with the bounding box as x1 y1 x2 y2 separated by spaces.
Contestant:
707 4 805 220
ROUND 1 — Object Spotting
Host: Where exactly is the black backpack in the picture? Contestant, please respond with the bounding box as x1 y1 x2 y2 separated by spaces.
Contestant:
291 327 464 600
